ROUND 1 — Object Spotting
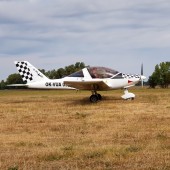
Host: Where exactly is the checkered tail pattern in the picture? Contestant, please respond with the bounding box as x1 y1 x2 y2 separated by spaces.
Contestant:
15 61 33 83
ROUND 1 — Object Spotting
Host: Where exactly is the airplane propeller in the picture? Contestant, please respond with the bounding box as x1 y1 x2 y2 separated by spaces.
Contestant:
140 63 146 87
141 63 143 76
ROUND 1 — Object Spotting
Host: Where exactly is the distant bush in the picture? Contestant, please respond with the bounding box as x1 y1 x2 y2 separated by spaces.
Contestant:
148 62 170 88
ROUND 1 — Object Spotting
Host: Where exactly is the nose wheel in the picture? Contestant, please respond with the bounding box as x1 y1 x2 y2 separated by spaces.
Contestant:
121 88 135 100
89 91 102 103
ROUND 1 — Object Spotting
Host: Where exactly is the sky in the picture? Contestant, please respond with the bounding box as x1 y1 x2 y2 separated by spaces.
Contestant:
0 0 170 81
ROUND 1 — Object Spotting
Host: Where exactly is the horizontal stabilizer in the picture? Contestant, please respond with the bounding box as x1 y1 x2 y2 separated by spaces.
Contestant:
7 84 28 87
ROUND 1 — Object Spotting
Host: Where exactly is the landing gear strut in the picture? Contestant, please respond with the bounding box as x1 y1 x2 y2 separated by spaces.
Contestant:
89 91 102 103
121 88 135 100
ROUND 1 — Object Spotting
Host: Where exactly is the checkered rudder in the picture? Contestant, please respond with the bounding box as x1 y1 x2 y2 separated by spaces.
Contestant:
16 62 33 83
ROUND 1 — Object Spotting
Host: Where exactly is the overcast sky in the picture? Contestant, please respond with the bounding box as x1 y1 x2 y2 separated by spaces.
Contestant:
0 0 170 81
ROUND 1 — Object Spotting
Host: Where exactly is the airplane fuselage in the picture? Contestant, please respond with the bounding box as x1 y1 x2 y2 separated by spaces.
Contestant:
11 61 146 102
26 78 74 90
26 76 140 90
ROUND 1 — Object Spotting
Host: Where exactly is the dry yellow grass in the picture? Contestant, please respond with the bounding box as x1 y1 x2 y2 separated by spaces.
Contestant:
0 88 169 170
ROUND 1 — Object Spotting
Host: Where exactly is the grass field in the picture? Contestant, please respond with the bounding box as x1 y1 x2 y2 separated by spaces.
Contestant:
0 88 169 170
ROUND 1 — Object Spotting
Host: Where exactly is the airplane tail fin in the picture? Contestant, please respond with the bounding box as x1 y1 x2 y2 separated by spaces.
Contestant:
14 61 49 83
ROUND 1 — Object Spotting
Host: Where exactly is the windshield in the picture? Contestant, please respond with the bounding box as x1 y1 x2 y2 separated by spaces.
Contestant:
87 67 119 78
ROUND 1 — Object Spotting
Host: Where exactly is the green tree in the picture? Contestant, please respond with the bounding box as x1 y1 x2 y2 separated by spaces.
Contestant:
75 62 85 71
148 62 170 88
6 73 24 85
0 80 6 90
65 64 75 75
148 73 158 88
46 69 58 79
56 68 66 78
39 69 46 75
159 62 170 88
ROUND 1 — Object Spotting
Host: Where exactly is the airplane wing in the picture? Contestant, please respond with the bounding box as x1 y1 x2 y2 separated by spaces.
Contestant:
124 84 135 88
64 80 111 91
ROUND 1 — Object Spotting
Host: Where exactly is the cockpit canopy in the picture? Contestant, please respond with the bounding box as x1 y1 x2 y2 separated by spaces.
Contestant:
88 67 119 78
68 66 119 78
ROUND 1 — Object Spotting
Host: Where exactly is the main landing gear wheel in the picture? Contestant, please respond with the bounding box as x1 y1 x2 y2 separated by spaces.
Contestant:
97 94 102 100
89 93 102 103
90 94 98 103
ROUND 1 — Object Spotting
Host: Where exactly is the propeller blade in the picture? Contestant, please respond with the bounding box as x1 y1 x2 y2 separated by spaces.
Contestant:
141 63 143 75
141 63 144 87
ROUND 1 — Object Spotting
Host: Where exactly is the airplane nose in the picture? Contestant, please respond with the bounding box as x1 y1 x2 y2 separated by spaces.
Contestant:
141 75 146 80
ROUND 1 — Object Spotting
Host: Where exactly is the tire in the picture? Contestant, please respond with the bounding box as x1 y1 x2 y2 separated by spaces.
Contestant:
126 97 135 101
90 94 98 103
97 94 102 100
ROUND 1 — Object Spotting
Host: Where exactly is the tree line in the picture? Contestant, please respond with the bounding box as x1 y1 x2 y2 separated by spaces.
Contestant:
0 61 169 90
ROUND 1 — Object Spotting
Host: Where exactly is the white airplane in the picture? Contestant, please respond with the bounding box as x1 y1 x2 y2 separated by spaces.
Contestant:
9 61 146 102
